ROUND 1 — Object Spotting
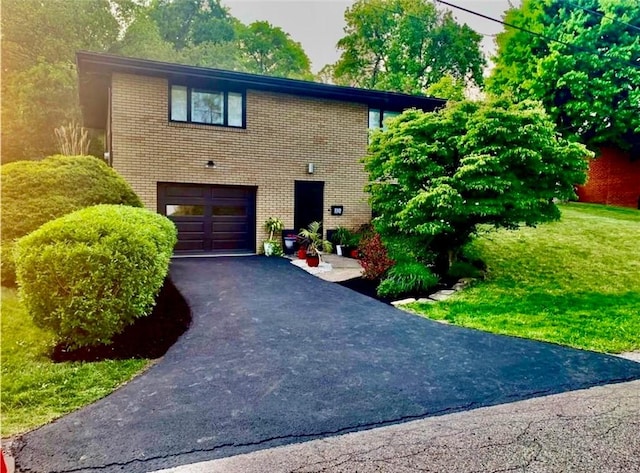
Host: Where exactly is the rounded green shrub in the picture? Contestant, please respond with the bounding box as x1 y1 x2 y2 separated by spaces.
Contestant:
14 205 177 349
377 261 439 298
1 155 142 285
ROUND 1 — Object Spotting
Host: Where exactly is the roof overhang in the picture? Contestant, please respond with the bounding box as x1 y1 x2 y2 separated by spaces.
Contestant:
77 51 447 130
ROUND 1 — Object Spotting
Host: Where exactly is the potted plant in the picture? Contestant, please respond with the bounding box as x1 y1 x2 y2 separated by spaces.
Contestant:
298 221 333 267
332 226 353 257
263 217 284 256
296 234 309 259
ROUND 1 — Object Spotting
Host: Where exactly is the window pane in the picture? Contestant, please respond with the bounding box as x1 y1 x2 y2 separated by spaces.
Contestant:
166 205 204 216
368 108 381 130
228 92 243 127
171 86 187 121
382 110 400 130
192 90 223 124
212 205 246 216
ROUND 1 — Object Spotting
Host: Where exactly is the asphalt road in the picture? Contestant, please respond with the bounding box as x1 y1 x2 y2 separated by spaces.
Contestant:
13 257 640 473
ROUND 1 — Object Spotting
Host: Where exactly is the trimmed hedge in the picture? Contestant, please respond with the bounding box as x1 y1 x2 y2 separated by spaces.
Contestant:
1 155 142 285
14 205 177 349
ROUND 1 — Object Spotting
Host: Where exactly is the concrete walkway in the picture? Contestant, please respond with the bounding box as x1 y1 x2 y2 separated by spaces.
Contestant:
288 253 363 282
12 257 640 473
153 379 640 473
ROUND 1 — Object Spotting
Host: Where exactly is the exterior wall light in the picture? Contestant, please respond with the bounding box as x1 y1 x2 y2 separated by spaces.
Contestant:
205 160 216 169
307 163 315 174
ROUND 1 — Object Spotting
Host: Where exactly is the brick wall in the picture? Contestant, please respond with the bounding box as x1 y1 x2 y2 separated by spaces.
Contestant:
576 147 640 209
110 73 373 249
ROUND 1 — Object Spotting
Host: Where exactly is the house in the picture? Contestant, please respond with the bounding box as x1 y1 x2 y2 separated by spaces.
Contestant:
76 52 444 254
576 147 640 209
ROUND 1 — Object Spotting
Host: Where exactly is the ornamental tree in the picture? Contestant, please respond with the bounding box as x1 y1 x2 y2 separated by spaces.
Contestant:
364 98 591 273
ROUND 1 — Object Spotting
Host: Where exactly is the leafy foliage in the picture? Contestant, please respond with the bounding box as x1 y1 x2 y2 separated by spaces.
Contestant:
1 0 314 163
488 0 640 149
365 98 591 274
238 21 312 79
298 221 333 258
359 232 395 280
377 261 438 298
14 205 177 349
332 0 485 93
1 155 142 285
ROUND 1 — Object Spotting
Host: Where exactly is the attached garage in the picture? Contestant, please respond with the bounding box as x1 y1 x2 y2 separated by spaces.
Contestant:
158 183 256 254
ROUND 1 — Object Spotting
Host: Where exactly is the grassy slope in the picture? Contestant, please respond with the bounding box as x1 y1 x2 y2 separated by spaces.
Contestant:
408 203 640 353
1 287 148 437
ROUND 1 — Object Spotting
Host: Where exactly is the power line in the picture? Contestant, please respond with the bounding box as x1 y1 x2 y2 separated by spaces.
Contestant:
432 0 640 70
566 1 640 34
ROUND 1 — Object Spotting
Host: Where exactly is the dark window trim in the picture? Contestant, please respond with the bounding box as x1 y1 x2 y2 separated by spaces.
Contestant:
369 107 403 129
169 83 246 129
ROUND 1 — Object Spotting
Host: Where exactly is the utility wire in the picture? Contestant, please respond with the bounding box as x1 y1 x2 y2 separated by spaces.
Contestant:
565 1 640 34
431 0 640 70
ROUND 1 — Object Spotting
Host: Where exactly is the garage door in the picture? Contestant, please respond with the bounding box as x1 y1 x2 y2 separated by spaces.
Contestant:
158 183 256 254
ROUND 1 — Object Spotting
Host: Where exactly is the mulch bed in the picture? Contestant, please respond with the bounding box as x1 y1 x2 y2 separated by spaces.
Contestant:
52 278 191 362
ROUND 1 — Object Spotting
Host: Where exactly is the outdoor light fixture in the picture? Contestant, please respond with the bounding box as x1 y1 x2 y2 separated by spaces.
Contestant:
205 160 216 169
307 162 315 174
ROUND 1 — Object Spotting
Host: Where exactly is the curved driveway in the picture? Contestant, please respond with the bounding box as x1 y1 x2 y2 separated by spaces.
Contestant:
15 257 640 473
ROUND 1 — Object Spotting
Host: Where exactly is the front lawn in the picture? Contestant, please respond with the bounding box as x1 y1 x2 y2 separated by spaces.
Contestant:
0 287 148 437
408 203 640 353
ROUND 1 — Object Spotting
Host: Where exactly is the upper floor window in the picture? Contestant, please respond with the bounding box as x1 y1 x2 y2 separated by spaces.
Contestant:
368 108 401 131
170 85 244 128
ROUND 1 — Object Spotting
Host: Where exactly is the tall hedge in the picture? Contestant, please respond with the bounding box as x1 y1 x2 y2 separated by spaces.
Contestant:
1 155 142 285
14 205 177 349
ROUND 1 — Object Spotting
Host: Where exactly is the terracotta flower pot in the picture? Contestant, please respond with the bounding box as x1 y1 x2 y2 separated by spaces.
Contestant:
306 255 320 267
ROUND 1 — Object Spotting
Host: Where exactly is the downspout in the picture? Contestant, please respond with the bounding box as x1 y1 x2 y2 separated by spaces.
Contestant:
106 85 113 167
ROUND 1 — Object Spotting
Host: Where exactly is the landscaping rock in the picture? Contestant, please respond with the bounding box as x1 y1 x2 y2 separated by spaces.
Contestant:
416 298 436 304
452 283 466 291
428 290 455 301
391 298 416 306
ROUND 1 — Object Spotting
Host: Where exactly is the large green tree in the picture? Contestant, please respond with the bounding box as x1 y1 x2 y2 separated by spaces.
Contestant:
238 21 312 79
331 0 485 94
365 99 591 273
1 0 128 162
488 0 640 150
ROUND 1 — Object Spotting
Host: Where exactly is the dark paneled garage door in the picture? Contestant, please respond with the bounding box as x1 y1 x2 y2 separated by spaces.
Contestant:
158 183 256 254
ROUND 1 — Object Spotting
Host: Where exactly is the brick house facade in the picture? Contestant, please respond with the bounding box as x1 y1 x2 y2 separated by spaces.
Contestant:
77 52 444 254
576 147 640 209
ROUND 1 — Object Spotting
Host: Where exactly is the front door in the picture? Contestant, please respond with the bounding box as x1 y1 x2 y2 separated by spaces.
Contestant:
294 181 324 234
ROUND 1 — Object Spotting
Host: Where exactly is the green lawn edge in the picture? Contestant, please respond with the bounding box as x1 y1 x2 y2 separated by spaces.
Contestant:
408 203 640 354
1 287 149 437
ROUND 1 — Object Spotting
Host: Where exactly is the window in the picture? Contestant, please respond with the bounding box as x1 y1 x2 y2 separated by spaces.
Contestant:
170 85 245 128
368 108 402 130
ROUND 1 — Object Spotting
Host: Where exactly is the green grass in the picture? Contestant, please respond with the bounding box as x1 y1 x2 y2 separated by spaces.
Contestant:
408 203 640 353
1 287 148 437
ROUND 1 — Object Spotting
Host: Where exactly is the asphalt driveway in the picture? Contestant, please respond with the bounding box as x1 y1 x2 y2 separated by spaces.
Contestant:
14 257 640 473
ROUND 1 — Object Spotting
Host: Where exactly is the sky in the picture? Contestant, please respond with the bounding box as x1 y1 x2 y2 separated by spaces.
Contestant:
225 0 519 73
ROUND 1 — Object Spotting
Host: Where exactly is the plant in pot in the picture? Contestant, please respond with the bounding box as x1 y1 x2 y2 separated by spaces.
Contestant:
298 221 333 267
332 226 353 257
296 234 309 259
263 217 284 257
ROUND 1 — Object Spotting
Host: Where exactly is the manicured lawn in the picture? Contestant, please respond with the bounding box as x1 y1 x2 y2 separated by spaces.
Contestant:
408 203 640 353
1 287 148 437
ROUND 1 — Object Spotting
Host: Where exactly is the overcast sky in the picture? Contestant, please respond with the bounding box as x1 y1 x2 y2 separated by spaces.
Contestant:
225 0 519 72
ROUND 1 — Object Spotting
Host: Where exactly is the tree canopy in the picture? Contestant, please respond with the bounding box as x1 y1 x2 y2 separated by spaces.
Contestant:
488 0 640 150
365 99 591 273
1 0 314 163
331 0 485 94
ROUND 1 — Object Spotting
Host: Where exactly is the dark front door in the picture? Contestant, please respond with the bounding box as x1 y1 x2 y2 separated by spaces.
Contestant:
158 183 256 254
294 180 324 234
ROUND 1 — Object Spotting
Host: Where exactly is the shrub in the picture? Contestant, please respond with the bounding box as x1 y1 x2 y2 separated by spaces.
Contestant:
359 232 395 280
1 155 142 285
14 205 177 349
377 261 439 298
